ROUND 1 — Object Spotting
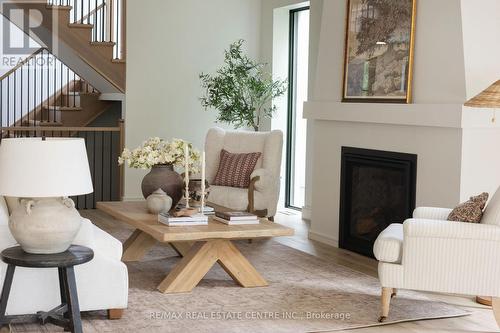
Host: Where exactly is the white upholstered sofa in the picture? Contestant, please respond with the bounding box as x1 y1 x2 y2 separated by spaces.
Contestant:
205 127 283 219
374 187 500 326
0 196 128 317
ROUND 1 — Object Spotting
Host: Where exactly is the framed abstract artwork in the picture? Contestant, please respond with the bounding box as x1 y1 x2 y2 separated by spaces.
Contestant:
342 0 417 103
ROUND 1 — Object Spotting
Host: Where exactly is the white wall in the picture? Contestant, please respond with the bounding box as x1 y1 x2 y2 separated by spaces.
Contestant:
461 0 500 99
124 0 262 200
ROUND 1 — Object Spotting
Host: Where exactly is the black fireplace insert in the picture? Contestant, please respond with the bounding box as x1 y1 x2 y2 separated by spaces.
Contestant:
339 147 417 258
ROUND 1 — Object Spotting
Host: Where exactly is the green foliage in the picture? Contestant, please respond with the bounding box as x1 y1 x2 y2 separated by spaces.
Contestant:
199 40 287 131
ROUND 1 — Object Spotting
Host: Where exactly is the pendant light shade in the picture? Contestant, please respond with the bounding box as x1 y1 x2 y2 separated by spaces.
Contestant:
464 80 500 108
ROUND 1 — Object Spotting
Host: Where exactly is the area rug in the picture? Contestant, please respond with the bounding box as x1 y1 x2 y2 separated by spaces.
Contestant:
13 230 469 333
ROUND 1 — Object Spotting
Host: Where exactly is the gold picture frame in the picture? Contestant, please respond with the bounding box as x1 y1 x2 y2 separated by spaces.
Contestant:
342 0 417 103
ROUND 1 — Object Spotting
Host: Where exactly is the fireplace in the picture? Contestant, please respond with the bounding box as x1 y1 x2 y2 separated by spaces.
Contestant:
339 147 417 257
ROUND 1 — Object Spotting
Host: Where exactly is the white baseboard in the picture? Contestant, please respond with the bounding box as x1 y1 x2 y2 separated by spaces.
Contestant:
301 205 312 221
308 230 339 248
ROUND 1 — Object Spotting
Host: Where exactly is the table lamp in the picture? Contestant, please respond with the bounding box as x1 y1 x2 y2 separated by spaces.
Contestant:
0 138 93 254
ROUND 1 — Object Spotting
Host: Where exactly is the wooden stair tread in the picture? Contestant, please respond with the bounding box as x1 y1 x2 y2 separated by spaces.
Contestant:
112 59 126 64
91 41 116 47
42 106 83 111
39 122 63 127
68 23 93 29
46 5 72 10
25 121 64 127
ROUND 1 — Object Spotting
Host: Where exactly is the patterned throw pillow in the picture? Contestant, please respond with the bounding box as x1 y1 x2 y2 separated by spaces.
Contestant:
213 149 261 188
447 192 489 223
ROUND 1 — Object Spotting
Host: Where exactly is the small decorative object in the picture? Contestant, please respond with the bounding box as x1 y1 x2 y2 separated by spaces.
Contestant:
119 137 201 207
146 189 173 214
172 207 198 217
200 39 287 131
342 0 416 103
188 179 210 202
0 138 93 254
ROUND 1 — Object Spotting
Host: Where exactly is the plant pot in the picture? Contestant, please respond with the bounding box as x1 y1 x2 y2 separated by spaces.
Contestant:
141 164 183 207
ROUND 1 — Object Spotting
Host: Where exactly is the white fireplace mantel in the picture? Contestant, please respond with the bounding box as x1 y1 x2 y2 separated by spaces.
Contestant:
304 101 500 129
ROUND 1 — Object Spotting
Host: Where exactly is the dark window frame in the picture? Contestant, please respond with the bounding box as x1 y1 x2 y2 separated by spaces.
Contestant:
285 6 310 210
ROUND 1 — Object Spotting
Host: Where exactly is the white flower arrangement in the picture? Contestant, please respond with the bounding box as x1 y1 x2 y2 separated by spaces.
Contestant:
118 137 201 171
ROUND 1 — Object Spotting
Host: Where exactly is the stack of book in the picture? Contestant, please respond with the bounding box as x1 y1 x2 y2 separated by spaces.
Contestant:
213 211 260 225
158 212 208 226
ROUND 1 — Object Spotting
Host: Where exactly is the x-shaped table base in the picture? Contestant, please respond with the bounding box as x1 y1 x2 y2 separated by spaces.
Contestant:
122 230 268 293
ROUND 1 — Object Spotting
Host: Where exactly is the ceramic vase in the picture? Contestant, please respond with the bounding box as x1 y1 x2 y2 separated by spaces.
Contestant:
9 197 81 254
141 164 183 207
146 189 173 214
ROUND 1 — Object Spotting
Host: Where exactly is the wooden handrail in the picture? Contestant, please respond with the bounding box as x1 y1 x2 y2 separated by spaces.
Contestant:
0 48 46 82
76 3 105 24
1 126 121 132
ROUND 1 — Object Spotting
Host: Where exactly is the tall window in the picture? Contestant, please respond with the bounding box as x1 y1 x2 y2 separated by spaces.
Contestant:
286 7 309 209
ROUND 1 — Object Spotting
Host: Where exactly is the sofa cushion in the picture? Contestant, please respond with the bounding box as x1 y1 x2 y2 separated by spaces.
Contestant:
447 192 488 223
373 223 403 264
207 185 266 212
0 197 9 226
213 150 261 188
482 187 500 226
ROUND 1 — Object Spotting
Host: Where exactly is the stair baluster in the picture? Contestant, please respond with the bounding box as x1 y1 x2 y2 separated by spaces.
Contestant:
0 47 99 129
61 0 124 60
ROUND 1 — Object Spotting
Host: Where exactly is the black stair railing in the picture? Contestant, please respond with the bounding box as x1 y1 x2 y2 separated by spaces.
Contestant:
0 48 98 128
0 124 125 209
47 0 126 60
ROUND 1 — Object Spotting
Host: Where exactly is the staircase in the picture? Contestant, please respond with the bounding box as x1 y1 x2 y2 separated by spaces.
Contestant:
1 0 126 92
0 1 126 208
0 48 111 129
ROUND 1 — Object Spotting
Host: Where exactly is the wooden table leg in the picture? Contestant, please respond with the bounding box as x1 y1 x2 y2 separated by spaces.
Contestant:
157 240 267 294
217 241 268 288
169 242 194 257
122 229 157 262
157 241 219 293
476 296 492 306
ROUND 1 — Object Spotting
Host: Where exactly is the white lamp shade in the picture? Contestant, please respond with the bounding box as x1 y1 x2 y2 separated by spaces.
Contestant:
0 138 93 197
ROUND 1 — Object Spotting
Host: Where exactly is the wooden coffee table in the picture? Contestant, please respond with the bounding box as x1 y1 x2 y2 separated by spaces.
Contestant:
97 201 294 294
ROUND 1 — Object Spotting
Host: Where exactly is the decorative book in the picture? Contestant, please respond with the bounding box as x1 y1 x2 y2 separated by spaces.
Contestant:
215 211 258 221
213 216 259 225
158 212 208 226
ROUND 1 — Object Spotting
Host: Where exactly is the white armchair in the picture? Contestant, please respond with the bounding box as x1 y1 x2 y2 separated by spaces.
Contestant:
205 127 283 218
373 187 500 326
0 197 128 318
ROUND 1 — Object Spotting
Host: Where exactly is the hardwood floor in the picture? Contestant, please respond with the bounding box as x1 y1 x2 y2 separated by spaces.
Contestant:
80 208 500 333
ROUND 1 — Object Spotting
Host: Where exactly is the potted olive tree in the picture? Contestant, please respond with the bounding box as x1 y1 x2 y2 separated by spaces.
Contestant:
199 40 287 131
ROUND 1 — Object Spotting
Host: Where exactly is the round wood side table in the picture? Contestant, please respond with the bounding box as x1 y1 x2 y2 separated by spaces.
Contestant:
0 245 94 333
